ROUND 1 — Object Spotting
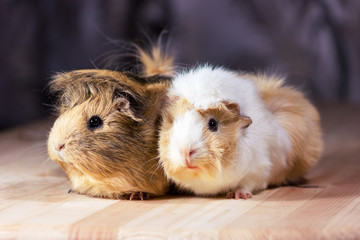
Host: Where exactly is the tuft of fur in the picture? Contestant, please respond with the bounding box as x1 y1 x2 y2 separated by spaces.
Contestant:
135 45 174 77
159 66 323 199
47 45 175 199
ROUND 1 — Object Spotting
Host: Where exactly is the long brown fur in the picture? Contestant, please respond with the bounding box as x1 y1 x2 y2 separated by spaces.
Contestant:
135 45 174 76
47 46 173 199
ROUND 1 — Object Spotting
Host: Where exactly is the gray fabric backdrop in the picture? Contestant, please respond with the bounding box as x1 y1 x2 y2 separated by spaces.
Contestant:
1 0 359 130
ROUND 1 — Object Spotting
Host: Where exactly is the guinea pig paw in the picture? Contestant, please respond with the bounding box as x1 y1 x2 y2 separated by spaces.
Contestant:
67 189 81 195
124 192 150 201
226 189 252 200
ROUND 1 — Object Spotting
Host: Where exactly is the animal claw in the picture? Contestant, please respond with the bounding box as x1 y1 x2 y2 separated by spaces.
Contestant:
226 189 253 200
124 192 150 200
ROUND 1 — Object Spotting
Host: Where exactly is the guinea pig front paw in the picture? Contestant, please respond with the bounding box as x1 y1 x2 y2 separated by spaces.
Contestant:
123 192 150 201
67 189 81 195
226 189 253 200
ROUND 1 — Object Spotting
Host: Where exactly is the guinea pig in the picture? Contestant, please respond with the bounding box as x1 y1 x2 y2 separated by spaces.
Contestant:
159 66 323 199
47 46 174 200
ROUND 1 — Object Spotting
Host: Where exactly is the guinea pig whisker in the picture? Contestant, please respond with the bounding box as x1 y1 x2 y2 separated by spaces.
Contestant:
143 161 158 173
77 156 99 173
85 160 114 181
146 165 159 181
24 143 48 155
141 154 163 177
142 155 160 165
89 159 111 172
144 160 163 181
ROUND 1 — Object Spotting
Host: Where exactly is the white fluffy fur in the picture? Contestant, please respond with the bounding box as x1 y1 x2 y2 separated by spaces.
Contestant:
170 66 258 114
166 66 292 195
169 110 205 167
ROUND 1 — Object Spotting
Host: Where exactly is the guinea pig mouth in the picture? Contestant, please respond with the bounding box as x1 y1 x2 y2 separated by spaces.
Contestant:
185 162 198 169
51 146 66 163
184 160 199 170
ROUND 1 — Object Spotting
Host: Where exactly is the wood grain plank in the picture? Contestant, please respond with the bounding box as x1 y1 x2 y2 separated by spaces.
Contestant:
0 105 359 239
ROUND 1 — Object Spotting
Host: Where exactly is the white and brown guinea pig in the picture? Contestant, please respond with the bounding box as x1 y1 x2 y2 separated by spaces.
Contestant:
47 46 174 200
159 66 323 199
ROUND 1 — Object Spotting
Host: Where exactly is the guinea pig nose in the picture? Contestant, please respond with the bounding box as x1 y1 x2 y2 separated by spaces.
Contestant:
180 148 196 158
57 144 65 152
189 149 196 157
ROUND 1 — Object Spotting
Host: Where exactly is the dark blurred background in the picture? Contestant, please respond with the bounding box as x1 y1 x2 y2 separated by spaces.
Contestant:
1 0 360 131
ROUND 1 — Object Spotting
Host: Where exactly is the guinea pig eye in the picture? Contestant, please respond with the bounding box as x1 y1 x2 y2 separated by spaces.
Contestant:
88 115 103 130
208 118 218 132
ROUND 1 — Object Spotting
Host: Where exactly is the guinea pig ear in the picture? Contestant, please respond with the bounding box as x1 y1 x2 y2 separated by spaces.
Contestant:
114 89 144 122
222 101 252 129
115 98 130 112
222 101 241 115
114 90 140 109
240 116 252 129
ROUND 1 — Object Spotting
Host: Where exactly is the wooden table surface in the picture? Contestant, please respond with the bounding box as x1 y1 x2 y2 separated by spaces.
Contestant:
0 103 359 239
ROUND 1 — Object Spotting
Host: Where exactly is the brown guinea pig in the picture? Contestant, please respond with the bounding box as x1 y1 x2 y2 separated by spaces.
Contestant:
47 46 174 200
